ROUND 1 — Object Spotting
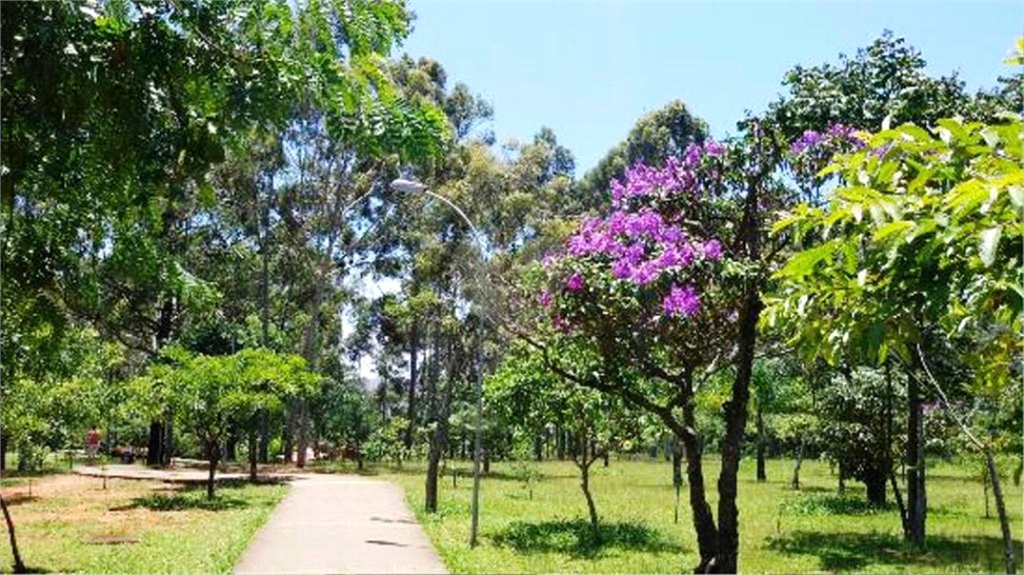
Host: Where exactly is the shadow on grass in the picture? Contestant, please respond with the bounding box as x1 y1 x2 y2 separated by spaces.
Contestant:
492 519 684 558
9 565 49 574
779 494 896 517
766 530 1022 573
111 493 249 512
1 493 39 507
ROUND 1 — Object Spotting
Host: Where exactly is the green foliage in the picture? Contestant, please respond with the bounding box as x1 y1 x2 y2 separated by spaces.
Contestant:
131 347 317 460
577 100 708 210
768 115 1022 391
365 416 410 464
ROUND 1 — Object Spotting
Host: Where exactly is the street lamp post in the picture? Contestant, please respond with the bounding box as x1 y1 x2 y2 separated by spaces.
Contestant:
389 178 488 548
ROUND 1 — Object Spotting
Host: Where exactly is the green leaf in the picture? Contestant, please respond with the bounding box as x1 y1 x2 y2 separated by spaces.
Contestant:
978 226 1002 267
872 220 914 245
777 240 838 279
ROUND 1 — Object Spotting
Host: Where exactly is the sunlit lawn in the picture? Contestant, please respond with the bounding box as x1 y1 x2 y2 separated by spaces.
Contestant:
0 472 287 574
373 456 1021 574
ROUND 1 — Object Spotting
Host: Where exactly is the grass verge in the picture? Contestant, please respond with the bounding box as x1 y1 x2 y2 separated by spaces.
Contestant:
0 473 287 573
376 456 1021 574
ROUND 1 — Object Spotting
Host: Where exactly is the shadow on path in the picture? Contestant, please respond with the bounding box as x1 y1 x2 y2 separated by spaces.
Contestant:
492 519 684 559
766 530 1023 573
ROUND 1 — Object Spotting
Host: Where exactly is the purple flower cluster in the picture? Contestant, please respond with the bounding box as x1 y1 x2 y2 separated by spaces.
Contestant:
609 140 724 207
562 207 721 288
790 124 865 155
565 273 584 292
662 284 701 317
538 290 554 306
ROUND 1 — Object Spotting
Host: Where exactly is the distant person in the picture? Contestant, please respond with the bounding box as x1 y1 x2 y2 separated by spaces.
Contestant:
86 426 101 464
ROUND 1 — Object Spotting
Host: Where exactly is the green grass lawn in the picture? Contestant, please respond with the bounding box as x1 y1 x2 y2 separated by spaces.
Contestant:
0 473 287 574
378 456 1021 574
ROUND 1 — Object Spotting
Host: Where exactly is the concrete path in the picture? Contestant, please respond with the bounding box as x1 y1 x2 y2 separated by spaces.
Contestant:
233 474 448 575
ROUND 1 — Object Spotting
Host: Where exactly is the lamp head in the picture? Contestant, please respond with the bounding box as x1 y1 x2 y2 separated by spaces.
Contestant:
390 178 428 194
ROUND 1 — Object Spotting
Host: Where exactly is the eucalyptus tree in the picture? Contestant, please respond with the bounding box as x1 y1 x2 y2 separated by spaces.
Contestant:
577 100 708 211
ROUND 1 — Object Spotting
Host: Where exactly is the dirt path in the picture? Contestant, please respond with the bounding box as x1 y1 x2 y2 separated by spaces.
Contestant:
233 474 447 574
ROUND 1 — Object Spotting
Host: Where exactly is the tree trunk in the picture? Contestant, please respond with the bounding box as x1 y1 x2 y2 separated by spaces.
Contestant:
1 434 7 471
248 424 258 482
225 433 237 462
673 437 684 524
258 410 269 464
577 436 599 534
0 494 26 573
425 437 442 512
206 443 218 500
556 427 565 460
423 330 445 514
405 321 419 450
163 416 174 466
756 403 766 482
986 450 1017 574
791 440 803 490
714 284 761 573
534 435 543 462
296 399 309 468
297 273 324 469
865 469 887 506
260 235 270 351
890 470 910 538
283 409 294 464
681 403 719 571
906 351 926 545
147 421 164 467
483 449 491 475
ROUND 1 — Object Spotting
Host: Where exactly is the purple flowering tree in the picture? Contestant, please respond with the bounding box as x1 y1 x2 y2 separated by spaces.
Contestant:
516 129 790 573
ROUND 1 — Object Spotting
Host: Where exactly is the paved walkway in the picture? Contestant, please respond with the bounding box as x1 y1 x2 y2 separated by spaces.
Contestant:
233 474 448 575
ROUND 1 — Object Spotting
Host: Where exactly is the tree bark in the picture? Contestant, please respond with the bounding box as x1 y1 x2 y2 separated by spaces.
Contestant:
146 421 164 467
424 329 445 513
163 416 174 466
672 437 683 524
1 434 8 471
865 470 887 506
283 407 294 464
681 402 719 571
791 440 803 490
206 442 219 499
756 403 766 482
248 423 258 482
405 321 419 450
0 494 26 573
985 450 1016 574
906 350 926 545
556 426 565 460
714 284 761 573
889 470 910 538
258 410 269 464
425 436 442 512
225 433 237 462
577 432 599 534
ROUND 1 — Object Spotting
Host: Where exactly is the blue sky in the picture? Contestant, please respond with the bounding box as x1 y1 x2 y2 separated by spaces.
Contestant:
398 1 1022 175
